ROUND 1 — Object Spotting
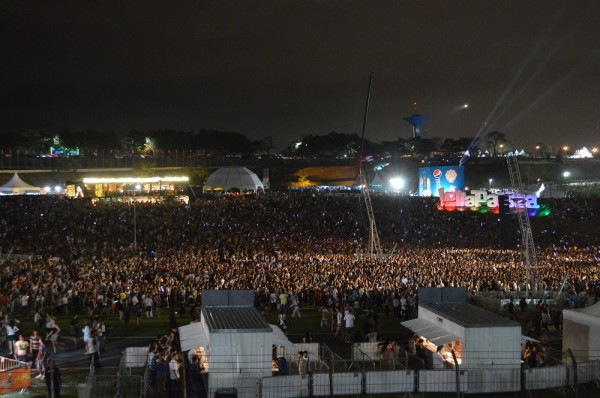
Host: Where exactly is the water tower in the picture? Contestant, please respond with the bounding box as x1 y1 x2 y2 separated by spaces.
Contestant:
403 114 429 139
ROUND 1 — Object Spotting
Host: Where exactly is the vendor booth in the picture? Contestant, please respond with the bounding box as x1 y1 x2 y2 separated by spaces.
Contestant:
178 290 294 398
402 288 522 393
77 176 190 203
562 301 600 362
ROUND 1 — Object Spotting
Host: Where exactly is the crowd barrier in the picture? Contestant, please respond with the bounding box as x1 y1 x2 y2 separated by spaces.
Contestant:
80 375 143 398
352 342 381 362
365 369 415 394
418 369 469 393
257 363 600 397
121 346 151 371
524 365 568 391
0 357 30 395
260 375 309 398
568 359 600 385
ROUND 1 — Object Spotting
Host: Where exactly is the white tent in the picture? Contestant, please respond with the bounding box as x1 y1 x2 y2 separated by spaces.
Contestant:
562 301 600 362
203 167 264 192
0 173 41 195
369 174 385 189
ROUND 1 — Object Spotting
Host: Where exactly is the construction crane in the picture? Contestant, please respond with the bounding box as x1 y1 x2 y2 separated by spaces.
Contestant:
506 156 540 299
357 73 383 257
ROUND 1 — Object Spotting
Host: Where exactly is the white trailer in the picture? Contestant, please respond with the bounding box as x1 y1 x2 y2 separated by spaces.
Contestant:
402 288 522 393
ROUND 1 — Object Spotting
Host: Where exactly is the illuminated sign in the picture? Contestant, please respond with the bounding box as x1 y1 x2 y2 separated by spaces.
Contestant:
418 166 464 197
437 188 542 215
49 146 79 157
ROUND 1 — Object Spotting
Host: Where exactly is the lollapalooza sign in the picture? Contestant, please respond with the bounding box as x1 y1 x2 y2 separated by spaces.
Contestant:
437 188 540 212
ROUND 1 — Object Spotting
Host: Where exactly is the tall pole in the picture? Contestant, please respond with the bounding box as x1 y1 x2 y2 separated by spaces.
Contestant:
359 72 374 161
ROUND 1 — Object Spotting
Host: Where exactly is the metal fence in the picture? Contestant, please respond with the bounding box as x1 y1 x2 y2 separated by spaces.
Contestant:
0 154 352 172
79 375 143 398
109 345 600 398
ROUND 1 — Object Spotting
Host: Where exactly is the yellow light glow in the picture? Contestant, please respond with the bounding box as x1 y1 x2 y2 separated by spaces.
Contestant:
83 176 189 184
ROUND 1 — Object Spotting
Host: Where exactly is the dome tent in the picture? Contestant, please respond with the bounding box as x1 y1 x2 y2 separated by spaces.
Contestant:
203 167 264 193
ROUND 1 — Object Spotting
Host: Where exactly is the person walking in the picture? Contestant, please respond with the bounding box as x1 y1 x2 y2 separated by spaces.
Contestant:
30 329 42 363
5 321 16 356
343 308 355 343
320 306 329 329
168 353 181 398
35 339 47 379
334 307 344 339
15 334 29 362
45 315 60 354
85 332 101 371
290 294 301 318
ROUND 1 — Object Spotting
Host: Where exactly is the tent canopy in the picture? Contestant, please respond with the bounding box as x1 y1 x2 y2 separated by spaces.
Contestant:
0 173 40 194
179 322 209 352
203 167 264 192
269 324 295 348
370 174 385 188
401 318 460 346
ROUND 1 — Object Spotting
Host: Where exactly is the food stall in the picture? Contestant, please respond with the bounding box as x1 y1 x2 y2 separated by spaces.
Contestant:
67 176 190 203
402 288 522 393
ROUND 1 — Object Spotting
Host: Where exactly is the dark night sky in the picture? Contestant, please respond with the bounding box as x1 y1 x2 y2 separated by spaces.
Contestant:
1 0 599 151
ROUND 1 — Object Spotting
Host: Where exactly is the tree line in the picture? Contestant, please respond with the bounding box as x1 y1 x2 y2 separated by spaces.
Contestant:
0 128 556 159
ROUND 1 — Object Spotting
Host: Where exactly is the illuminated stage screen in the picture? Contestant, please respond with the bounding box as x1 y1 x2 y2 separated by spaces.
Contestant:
418 165 465 197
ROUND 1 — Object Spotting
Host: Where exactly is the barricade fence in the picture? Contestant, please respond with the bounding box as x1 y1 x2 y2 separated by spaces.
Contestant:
81 375 143 398
103 347 600 398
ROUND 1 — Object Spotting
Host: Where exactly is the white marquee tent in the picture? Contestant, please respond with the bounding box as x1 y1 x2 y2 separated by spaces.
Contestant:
562 301 600 362
0 173 41 195
203 167 264 193
369 173 385 189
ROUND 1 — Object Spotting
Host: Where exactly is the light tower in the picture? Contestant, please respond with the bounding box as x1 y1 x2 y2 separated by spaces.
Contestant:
403 103 429 139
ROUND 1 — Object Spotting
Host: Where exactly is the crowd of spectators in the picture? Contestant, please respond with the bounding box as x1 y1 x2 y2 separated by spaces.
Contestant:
0 193 598 347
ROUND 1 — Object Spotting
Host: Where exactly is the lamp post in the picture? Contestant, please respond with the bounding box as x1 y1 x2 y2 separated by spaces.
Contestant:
133 184 141 248
133 201 137 248
489 178 493 190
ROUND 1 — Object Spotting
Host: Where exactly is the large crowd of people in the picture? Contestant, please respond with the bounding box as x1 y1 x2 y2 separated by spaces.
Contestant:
0 190 597 396
0 193 598 354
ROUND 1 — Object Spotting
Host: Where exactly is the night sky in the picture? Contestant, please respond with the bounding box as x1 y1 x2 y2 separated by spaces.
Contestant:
2 0 599 151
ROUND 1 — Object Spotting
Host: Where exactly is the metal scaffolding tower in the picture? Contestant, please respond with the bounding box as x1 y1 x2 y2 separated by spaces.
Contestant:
506 156 540 298
359 170 383 257
355 72 382 257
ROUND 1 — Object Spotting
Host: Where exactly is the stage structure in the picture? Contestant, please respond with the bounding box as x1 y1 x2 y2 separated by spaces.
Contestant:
506 156 540 299
357 73 382 257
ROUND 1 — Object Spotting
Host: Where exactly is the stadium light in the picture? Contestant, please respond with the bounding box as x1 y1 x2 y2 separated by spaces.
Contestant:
389 177 405 191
